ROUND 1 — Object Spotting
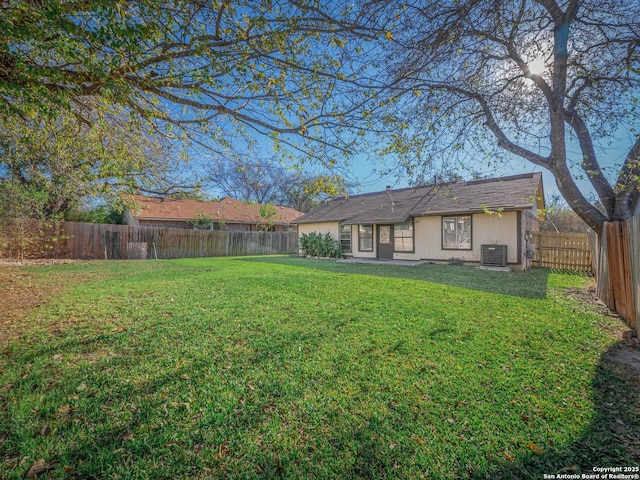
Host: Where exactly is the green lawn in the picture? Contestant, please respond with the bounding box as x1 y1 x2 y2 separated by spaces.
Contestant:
1 256 638 479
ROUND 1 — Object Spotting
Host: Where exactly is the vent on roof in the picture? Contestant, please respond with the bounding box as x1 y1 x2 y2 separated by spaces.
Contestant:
481 244 507 267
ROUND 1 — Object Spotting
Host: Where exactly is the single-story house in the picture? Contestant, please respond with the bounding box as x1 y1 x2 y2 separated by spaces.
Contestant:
294 173 545 269
125 195 303 231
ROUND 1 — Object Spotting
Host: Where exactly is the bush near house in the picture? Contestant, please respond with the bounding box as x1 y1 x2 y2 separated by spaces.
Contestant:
299 231 342 258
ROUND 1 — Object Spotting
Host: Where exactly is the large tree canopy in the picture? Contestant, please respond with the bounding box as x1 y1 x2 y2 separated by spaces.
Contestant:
332 0 640 234
0 0 375 164
0 106 193 219
2 0 638 233
0 0 380 219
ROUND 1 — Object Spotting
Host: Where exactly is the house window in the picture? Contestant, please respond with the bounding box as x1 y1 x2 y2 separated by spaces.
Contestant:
394 222 414 252
358 224 373 251
340 224 352 253
442 215 472 250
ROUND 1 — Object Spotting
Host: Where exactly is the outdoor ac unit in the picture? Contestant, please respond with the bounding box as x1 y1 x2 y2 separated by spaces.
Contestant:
481 244 508 267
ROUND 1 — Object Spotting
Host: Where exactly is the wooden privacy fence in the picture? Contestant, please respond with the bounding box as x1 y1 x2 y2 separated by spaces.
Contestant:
593 217 639 335
530 231 592 272
51 222 299 259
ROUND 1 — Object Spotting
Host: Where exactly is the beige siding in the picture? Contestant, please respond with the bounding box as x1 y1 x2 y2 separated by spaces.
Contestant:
474 212 519 263
406 212 520 264
297 222 340 239
393 251 420 261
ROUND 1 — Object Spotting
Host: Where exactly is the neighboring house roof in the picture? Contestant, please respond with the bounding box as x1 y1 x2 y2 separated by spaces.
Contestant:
294 173 544 224
128 195 303 225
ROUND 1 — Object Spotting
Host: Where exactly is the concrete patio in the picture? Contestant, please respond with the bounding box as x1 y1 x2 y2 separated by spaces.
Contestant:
336 258 427 267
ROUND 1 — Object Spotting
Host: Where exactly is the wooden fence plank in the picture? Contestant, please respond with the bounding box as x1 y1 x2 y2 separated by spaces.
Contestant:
596 227 612 308
624 221 636 330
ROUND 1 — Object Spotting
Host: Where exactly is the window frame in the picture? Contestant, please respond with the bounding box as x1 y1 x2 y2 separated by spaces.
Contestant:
441 215 472 250
358 224 374 252
394 221 415 253
339 224 352 254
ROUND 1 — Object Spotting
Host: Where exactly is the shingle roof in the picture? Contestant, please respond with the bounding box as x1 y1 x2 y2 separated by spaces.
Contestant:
129 195 303 225
294 173 543 224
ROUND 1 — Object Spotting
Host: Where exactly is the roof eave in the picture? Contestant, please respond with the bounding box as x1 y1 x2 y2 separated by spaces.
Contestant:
294 214 412 225
136 217 292 225
413 205 534 217
344 215 412 224
293 217 345 225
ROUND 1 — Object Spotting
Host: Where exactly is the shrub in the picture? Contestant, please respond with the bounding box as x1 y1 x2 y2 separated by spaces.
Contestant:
299 231 342 258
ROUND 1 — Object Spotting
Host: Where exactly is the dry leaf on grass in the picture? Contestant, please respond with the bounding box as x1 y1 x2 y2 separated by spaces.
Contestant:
528 442 545 455
25 459 55 478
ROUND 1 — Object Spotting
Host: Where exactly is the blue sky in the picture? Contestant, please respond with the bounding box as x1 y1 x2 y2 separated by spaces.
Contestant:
197 130 632 205
326 119 637 207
